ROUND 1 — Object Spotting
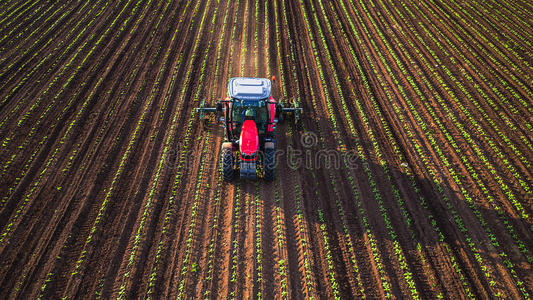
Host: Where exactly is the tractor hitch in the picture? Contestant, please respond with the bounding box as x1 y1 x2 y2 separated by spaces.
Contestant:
272 98 303 124
196 99 224 124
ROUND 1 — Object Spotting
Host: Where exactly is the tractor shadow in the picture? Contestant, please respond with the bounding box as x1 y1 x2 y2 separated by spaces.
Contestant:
193 114 532 297
229 122 533 298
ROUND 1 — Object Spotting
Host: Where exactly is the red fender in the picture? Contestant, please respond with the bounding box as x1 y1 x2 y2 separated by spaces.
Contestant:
268 96 276 132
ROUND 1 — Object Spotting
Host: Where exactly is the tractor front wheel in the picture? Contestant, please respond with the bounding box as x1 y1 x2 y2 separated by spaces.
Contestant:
264 142 275 181
222 143 234 181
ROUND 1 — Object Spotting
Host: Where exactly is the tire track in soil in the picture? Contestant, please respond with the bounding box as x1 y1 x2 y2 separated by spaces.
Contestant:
207 0 246 297
165 1 231 298
272 1 324 297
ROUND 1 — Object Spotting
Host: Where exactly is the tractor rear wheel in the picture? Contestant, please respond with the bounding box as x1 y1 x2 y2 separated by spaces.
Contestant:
222 144 234 181
264 142 275 181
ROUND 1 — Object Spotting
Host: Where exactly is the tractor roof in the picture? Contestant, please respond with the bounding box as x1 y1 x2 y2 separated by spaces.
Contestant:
228 77 271 101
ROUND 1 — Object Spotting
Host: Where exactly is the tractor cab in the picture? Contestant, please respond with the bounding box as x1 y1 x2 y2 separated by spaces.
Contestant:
226 77 273 139
230 99 269 136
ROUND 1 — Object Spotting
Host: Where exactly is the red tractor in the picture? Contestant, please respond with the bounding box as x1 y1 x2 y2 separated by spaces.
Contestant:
197 77 302 181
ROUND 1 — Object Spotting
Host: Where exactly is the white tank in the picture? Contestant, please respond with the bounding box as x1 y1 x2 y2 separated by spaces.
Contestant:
228 77 271 100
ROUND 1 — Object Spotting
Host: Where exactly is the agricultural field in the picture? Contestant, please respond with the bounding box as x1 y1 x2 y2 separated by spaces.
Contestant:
0 0 531 298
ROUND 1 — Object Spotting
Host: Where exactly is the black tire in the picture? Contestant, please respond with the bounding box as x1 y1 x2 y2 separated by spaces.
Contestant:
264 145 275 181
222 146 234 181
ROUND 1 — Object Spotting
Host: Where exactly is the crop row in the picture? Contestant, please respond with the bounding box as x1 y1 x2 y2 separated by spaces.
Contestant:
409 0 533 176
0 0 39 39
277 1 318 297
0 0 97 104
227 2 249 298
417 0 533 116
474 0 533 44
36 0 175 295
0 0 144 248
0 0 70 69
0 0 134 227
175 1 225 297
300 2 370 297
0 1 108 205
252 3 265 298
262 3 290 298
104 0 213 298
301 0 432 297
57 0 163 284
427 0 533 105
385 0 531 261
355 0 502 290
144 4 204 297
348 0 529 296
333 0 474 296
408 0 532 183
199 1 238 297
326 0 464 296
231 2 253 297
0 0 117 188
0 0 106 130
446 0 532 78
228 182 242 300
380 0 531 295
0 0 28 25
296 2 374 298
390 0 532 259
0 0 53 48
